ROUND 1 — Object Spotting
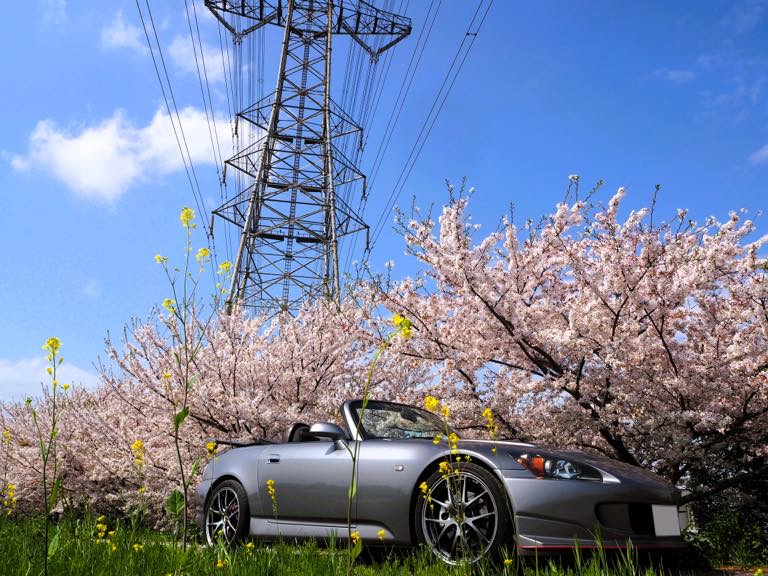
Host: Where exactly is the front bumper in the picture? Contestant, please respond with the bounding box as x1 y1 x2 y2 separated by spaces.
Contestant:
502 473 686 553
194 478 213 531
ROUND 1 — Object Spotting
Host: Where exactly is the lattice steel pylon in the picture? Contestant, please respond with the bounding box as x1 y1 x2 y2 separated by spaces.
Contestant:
206 0 411 313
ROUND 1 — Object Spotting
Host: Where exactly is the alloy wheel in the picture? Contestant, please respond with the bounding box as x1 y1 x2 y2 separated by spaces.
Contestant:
420 470 499 564
205 486 242 545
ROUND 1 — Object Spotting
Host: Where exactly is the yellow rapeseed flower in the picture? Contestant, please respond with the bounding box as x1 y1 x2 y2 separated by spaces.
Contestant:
180 207 195 228
442 405 450 418
96 521 107 539
392 313 413 338
351 531 361 545
424 396 439 412
504 558 514 566
43 337 61 355
62 383 70 391
162 372 172 380
3 482 17 514
162 298 175 313
377 529 386 541
131 439 145 466
482 408 493 421
154 254 168 265
216 558 225 569
432 434 442 445
2 430 11 444
438 461 450 475
132 543 143 552
245 541 255 556
419 481 429 494
46 367 52 375
206 441 217 457
218 261 233 275
195 247 210 264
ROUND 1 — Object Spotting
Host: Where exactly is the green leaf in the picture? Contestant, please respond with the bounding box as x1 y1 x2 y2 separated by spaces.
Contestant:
348 478 357 500
350 536 363 561
173 406 189 432
189 460 200 479
48 477 62 511
47 526 60 559
165 489 185 518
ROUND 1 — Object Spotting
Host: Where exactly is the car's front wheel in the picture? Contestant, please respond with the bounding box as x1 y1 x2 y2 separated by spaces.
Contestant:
204 479 250 546
415 461 513 565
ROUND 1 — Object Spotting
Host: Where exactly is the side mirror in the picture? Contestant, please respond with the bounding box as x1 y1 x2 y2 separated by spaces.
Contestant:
308 422 346 442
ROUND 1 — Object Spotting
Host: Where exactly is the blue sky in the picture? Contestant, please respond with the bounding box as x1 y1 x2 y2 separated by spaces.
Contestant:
1 0 767 400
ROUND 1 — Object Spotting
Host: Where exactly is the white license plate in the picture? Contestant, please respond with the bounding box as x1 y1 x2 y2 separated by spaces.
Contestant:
652 505 681 536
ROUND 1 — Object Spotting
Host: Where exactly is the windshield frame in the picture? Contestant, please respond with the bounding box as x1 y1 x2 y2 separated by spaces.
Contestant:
344 399 458 441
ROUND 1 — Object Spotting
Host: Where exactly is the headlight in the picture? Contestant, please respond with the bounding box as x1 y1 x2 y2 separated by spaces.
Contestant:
513 452 604 481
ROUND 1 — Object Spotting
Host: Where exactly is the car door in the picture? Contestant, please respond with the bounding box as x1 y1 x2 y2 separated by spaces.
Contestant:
257 439 353 523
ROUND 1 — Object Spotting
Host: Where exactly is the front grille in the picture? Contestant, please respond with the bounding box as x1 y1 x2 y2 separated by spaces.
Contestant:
597 503 655 536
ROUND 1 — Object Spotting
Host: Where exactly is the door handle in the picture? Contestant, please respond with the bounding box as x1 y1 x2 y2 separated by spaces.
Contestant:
267 454 280 463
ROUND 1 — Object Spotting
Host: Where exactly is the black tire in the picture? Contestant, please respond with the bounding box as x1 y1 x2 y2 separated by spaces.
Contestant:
204 479 250 546
414 461 513 565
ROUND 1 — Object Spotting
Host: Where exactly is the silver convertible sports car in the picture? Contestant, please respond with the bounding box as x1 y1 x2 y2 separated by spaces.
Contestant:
195 399 686 564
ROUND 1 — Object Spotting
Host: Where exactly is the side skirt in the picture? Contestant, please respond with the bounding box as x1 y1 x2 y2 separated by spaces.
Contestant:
249 517 398 543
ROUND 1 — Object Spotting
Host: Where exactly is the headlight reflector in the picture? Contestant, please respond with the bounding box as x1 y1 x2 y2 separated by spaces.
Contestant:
514 452 603 481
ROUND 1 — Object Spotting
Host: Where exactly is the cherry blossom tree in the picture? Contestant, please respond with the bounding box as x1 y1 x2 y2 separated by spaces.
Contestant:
0 296 427 522
382 188 768 502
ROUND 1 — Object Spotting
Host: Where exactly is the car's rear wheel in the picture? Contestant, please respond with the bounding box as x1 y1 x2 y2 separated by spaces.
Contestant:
415 461 513 565
204 479 250 546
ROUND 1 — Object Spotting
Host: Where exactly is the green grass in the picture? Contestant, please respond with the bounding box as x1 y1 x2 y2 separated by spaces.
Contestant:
0 514 702 576
683 510 768 569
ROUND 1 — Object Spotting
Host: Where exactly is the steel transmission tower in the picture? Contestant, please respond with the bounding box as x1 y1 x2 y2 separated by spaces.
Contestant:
206 0 411 313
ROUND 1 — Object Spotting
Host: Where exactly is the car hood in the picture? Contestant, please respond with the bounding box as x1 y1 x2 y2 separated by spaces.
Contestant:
458 439 678 497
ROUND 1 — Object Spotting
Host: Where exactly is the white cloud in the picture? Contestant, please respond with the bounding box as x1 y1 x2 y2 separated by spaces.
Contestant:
10 107 230 202
168 35 226 84
655 68 696 83
701 75 766 123
39 0 66 26
101 10 146 54
722 0 767 34
81 279 102 299
749 143 768 164
0 357 99 402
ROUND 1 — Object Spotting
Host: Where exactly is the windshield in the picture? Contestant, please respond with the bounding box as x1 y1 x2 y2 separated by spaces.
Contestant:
350 400 456 440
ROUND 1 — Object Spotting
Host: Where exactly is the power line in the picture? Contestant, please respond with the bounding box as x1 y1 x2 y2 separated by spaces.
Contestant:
136 1 211 241
365 0 441 196
186 0 225 173
187 0 234 267
340 0 438 275
368 0 493 252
